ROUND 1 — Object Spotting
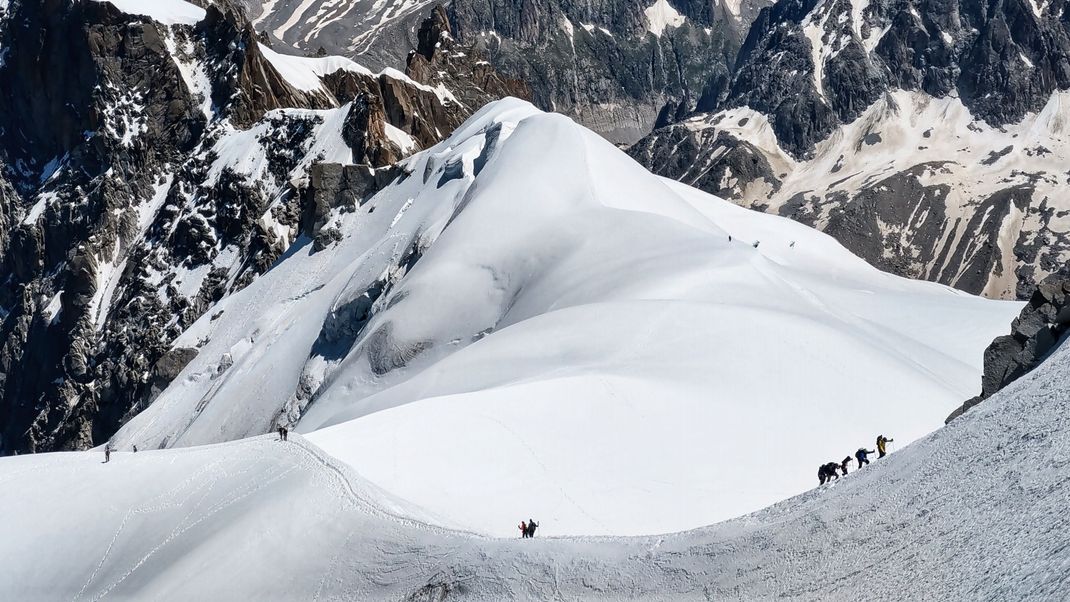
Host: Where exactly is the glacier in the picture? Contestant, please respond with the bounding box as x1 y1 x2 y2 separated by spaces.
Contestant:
87 99 1024 538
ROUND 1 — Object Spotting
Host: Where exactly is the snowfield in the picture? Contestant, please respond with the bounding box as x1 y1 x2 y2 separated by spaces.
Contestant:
2 321 1069 599
93 0 207 25
105 98 1021 537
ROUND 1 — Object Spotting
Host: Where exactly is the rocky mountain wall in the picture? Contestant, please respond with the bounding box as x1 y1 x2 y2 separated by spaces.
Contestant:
632 0 1070 298
948 272 1070 421
0 0 476 454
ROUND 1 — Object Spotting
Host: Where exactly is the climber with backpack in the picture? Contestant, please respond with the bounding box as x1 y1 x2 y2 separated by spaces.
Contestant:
876 435 894 458
856 447 874 467
840 456 853 475
818 462 840 485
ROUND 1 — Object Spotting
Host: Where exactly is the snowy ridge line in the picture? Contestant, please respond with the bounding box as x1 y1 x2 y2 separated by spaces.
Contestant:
92 0 207 26
277 434 488 538
77 456 297 602
109 98 1019 537
641 88 1070 298
12 334 1070 599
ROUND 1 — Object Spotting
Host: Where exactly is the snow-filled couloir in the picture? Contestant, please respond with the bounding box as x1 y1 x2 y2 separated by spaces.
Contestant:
108 98 1021 536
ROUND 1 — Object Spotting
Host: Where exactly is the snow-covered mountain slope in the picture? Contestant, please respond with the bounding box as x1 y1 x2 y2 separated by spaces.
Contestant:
244 0 435 61
108 99 1021 536
633 89 1070 299
4 323 1070 599
0 0 480 455
243 0 768 143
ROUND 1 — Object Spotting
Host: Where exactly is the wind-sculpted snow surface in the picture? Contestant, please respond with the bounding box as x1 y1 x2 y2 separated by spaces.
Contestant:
3 340 1070 599
110 99 1021 536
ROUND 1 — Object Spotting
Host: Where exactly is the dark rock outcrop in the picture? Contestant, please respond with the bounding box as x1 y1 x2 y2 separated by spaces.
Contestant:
242 0 771 143
404 5 532 112
948 272 1070 422
709 0 1070 158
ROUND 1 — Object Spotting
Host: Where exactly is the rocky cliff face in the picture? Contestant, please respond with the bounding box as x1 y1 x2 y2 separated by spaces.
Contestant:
441 0 765 142
243 0 771 143
0 0 472 454
707 0 1070 158
239 0 436 68
948 272 1070 421
633 0 1070 298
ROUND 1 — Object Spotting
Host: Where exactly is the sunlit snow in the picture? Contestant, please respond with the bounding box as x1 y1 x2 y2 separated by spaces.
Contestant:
109 99 1020 537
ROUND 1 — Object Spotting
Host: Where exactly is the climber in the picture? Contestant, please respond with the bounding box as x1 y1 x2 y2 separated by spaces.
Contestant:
821 464 838 483
856 447 874 467
278 425 288 442
526 519 539 538
104 442 112 464
132 445 138 453
840 456 853 475
818 463 839 485
519 520 528 538
876 435 894 458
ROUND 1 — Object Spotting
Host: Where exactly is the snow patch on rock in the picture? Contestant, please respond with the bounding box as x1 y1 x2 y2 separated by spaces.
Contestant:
93 0 207 26
645 0 686 37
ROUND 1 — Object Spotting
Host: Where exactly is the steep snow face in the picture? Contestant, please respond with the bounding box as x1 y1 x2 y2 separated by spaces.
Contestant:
112 99 1020 536
4 337 1070 599
257 44 373 92
92 0 207 25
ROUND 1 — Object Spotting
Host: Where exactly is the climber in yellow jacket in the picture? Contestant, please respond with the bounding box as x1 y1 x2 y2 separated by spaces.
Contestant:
876 435 894 458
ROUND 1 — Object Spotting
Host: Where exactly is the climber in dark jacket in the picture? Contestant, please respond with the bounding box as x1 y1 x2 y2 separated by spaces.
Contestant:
526 519 539 538
818 463 839 484
876 435 894 458
856 447 874 467
840 456 853 475
824 462 840 481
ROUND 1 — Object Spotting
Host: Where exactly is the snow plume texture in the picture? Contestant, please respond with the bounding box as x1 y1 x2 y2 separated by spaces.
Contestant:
94 99 1022 538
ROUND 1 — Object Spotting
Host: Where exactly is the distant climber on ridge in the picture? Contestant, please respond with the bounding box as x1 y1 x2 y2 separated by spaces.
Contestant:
278 425 289 442
104 442 112 464
526 519 539 538
877 435 894 458
856 447 874 467
518 520 528 538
